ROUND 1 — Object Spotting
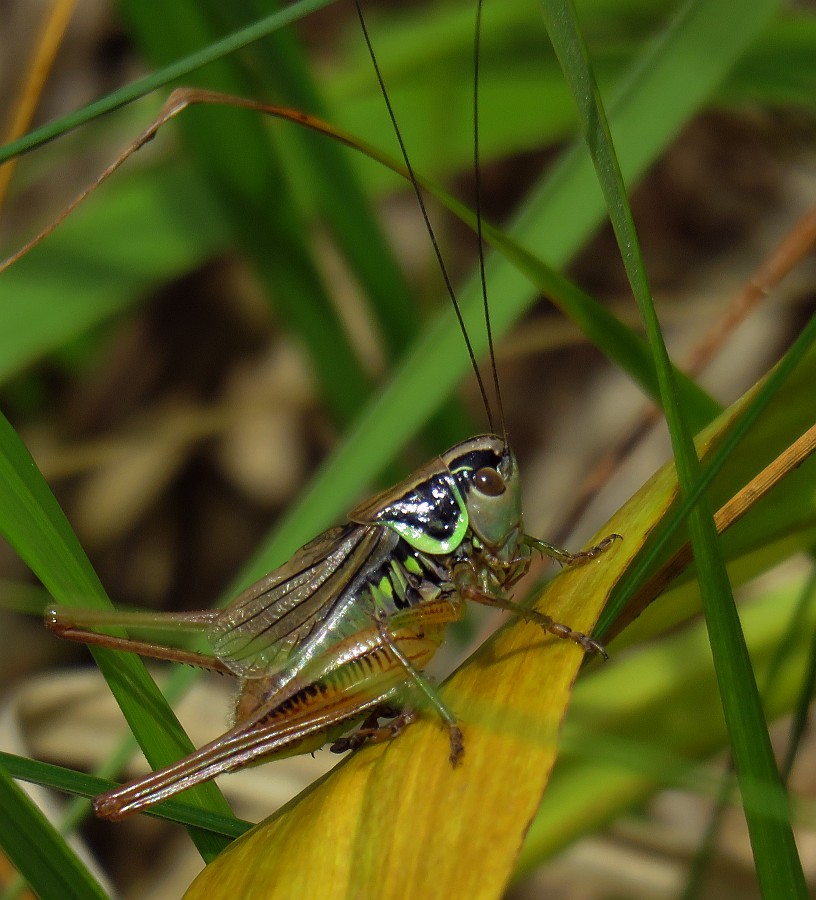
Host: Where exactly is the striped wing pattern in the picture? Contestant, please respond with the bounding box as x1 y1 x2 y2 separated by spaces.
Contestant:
208 523 396 678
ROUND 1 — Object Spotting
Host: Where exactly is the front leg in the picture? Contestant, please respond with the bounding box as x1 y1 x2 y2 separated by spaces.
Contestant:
524 532 622 567
458 581 608 660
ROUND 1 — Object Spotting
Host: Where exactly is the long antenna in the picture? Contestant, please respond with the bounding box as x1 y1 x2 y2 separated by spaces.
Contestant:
353 0 495 434
473 0 507 444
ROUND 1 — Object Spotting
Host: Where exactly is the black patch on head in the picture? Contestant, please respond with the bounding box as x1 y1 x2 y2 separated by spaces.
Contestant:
372 473 462 542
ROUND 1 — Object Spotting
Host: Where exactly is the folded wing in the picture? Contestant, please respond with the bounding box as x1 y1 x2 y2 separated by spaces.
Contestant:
208 523 395 679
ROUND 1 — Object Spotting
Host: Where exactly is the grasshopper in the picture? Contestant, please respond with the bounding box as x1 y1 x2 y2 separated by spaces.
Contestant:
11 0 619 821
47 433 617 819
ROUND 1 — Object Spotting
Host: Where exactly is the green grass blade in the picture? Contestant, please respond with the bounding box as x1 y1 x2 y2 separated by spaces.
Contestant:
723 13 816 106
0 753 251 840
117 0 368 424
203 0 418 363
540 0 807 895
0 0 339 164
0 409 233 860
329 6 816 185
0 163 227 381
600 314 816 636
0 763 108 900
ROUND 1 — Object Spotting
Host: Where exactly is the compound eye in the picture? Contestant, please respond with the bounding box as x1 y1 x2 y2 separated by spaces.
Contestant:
473 467 506 497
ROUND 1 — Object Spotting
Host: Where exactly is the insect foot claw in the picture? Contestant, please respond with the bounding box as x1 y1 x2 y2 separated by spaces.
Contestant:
448 726 464 767
331 708 417 755
582 636 609 661
547 621 608 660
93 793 127 822
568 532 623 565
593 532 623 555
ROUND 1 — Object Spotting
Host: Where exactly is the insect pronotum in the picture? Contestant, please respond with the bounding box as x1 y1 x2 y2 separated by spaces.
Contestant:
11 0 621 821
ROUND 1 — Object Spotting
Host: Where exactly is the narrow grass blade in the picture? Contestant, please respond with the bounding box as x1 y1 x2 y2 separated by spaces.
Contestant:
0 752 251 840
540 0 806 894
601 316 816 637
0 0 339 164
118 0 368 424
0 764 107 900
0 410 233 859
